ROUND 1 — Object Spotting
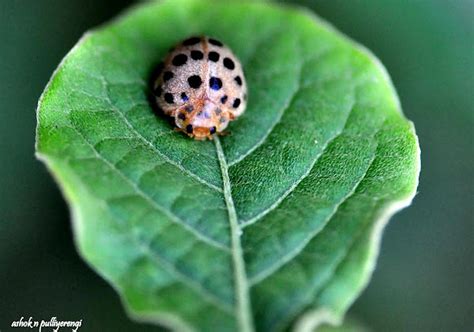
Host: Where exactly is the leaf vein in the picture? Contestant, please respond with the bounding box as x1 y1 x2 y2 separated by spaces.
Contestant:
248 115 387 286
70 126 230 252
249 148 377 285
76 70 222 192
99 201 235 314
229 45 334 167
273 208 377 331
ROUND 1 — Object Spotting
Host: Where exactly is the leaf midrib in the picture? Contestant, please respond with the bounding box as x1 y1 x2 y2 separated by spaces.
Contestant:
215 137 255 332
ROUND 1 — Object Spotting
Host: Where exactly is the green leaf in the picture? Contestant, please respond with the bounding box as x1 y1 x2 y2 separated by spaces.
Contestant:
35 0 420 331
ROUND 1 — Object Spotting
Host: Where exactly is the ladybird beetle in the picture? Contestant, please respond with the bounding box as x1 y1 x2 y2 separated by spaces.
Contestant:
153 36 247 140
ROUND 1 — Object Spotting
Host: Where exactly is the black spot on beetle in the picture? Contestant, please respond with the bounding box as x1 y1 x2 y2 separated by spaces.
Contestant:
234 76 242 86
186 124 193 133
223 57 235 70
178 113 186 120
181 92 189 101
208 51 220 62
188 75 202 89
172 54 188 66
209 38 223 46
233 98 241 108
209 77 222 91
191 50 204 60
220 95 228 104
163 71 174 81
183 36 201 46
164 93 174 104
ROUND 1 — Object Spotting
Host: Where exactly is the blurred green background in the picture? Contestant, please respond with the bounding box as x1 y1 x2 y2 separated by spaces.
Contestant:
0 0 472 331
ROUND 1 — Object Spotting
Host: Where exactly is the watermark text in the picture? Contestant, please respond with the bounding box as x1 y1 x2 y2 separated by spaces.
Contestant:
10 316 82 332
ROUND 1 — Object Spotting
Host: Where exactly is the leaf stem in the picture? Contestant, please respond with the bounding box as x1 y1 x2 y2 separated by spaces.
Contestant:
214 137 254 332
